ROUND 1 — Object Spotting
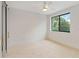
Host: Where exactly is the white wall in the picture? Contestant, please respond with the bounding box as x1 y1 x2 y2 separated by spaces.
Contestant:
0 2 1 38
8 7 47 47
47 4 79 49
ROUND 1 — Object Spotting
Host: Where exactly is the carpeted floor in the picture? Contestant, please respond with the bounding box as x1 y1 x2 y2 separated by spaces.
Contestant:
6 39 79 58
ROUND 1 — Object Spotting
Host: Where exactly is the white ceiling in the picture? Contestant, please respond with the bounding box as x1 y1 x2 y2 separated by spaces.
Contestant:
6 1 79 15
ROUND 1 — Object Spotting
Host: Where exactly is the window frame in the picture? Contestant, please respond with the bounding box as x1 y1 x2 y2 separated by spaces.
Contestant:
51 12 70 33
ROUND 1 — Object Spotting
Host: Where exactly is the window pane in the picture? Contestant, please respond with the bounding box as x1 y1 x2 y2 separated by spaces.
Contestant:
51 16 59 31
60 13 70 32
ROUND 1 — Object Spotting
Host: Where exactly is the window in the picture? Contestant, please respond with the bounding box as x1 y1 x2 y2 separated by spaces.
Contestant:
51 13 70 32
51 16 59 31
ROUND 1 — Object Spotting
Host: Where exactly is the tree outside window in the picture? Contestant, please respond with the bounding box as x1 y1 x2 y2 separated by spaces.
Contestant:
51 13 70 33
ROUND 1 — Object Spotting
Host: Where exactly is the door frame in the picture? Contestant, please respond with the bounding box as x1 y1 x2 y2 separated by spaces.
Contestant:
1 1 7 57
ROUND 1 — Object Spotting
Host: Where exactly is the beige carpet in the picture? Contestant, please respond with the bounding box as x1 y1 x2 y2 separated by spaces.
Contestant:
6 40 79 58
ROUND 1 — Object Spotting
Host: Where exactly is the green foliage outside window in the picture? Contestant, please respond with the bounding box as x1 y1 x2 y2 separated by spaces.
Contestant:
51 13 70 33
51 16 59 31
